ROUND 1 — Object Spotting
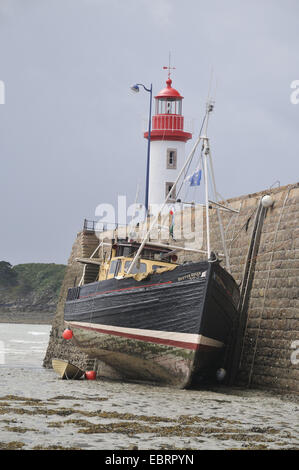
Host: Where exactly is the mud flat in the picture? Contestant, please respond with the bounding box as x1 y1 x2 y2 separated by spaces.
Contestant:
0 366 298 450
0 312 54 325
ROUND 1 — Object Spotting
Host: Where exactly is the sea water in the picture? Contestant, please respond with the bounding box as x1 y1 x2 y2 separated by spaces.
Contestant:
0 323 51 368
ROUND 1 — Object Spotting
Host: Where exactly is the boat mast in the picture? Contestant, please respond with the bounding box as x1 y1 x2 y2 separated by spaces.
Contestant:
200 100 214 259
202 137 211 258
200 100 231 271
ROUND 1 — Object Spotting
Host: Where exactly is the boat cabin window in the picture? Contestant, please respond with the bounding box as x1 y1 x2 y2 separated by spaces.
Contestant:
122 246 131 257
115 245 132 257
124 261 146 274
109 259 121 277
142 248 156 260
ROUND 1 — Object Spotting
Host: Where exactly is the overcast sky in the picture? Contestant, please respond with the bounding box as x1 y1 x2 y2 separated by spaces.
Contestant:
0 0 298 265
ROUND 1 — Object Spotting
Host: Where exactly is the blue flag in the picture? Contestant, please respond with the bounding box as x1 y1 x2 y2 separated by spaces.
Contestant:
189 169 202 187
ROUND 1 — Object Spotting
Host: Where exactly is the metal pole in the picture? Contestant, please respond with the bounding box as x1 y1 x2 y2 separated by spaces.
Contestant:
200 100 214 261
144 84 152 216
203 140 211 258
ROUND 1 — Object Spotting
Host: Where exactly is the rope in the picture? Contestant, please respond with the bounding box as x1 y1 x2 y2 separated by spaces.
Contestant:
247 188 291 387
228 205 258 250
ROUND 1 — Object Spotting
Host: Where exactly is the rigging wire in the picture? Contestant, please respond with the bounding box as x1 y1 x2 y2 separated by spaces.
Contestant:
175 110 208 201
182 150 203 203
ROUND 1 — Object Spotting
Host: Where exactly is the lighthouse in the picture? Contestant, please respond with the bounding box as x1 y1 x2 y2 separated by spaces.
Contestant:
144 75 192 211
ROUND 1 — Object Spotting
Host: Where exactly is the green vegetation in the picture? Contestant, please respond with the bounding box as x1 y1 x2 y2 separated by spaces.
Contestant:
0 260 66 304
0 261 18 287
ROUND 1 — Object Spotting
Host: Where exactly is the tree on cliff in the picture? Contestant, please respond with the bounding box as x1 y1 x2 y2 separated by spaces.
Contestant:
0 261 18 287
0 262 66 312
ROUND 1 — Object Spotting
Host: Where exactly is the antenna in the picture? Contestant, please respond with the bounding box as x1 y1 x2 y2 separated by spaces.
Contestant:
207 66 214 101
163 52 176 79
207 66 218 107
134 182 140 206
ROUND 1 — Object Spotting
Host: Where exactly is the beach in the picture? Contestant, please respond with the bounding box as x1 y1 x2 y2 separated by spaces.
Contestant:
0 323 298 451
1 368 299 451
0 312 54 325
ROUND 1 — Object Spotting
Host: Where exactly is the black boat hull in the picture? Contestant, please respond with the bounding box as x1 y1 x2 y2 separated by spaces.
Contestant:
64 261 240 388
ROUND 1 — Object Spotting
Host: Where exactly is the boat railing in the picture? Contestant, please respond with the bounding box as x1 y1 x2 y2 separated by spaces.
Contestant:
83 219 128 233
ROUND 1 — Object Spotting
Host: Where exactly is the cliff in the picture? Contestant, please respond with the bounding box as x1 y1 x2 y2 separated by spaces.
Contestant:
0 262 66 324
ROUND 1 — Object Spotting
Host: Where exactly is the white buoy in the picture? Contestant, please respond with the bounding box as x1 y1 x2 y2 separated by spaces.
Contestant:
261 194 274 208
216 368 226 382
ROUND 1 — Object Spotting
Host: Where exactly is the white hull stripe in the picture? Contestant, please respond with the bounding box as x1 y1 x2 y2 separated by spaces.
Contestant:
67 321 224 351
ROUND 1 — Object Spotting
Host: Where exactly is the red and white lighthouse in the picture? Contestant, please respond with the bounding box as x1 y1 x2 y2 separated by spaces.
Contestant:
144 76 192 209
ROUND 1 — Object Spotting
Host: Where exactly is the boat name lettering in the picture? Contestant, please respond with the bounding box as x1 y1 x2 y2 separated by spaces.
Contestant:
178 271 204 282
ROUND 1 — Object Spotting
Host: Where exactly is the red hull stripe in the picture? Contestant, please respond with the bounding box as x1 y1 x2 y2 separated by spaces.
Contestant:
79 281 173 299
68 322 218 352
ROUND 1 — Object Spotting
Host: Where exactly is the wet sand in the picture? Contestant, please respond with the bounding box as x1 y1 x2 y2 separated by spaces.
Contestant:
0 366 298 450
0 313 54 325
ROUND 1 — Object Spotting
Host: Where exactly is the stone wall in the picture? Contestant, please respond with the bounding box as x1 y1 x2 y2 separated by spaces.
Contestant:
206 182 299 393
43 232 95 369
233 184 299 392
43 182 299 394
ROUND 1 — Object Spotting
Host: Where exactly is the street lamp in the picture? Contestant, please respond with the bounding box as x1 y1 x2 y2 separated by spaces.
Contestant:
130 82 152 216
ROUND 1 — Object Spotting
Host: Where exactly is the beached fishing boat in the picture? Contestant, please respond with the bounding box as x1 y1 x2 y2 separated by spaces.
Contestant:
64 245 240 387
63 97 241 388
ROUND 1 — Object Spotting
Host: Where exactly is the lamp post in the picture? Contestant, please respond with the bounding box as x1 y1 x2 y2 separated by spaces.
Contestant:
130 83 152 216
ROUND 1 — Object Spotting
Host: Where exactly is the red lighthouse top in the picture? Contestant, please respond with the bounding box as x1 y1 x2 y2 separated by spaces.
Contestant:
154 78 183 100
144 76 192 142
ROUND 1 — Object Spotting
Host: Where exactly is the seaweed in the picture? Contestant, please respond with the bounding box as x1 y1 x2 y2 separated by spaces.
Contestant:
0 441 25 450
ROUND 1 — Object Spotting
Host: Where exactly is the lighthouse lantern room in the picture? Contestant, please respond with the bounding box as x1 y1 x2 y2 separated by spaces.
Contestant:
144 75 192 209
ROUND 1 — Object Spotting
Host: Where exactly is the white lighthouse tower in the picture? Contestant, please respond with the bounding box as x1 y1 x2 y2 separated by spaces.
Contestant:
144 74 192 211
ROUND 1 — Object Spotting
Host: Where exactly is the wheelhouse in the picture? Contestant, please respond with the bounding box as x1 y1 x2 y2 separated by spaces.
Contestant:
100 239 178 281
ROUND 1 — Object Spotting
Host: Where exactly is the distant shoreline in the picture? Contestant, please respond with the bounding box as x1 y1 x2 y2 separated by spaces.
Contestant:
0 312 54 325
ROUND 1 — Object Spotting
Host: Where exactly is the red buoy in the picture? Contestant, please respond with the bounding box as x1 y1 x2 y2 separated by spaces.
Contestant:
85 371 96 380
62 328 73 340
